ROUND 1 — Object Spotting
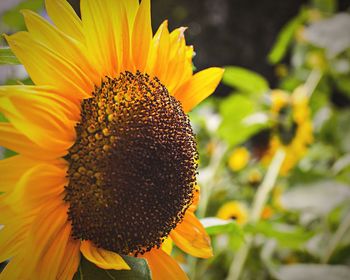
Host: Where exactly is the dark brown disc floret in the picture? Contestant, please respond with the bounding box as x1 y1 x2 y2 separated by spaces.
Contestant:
64 71 198 256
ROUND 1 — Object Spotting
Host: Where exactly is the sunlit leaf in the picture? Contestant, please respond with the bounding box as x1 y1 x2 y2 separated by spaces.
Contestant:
268 9 308 64
218 94 269 147
73 256 151 280
247 221 314 249
222 66 269 94
0 48 20 65
201 218 243 237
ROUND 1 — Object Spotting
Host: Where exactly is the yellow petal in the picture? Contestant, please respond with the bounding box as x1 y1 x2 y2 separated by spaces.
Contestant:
3 218 77 280
81 0 118 77
146 20 170 81
108 1 131 73
170 211 213 258
9 200 70 278
143 248 188 280
28 199 68 250
80 240 130 270
8 163 66 212
169 27 187 58
0 86 76 154
161 237 173 255
0 154 37 193
174 67 224 112
57 238 81 280
22 9 99 87
0 252 26 280
188 185 200 212
0 197 17 222
121 0 139 31
0 218 28 263
35 223 74 280
132 0 152 72
45 0 84 41
5 32 90 100
0 195 69 280
0 123 59 160
163 27 193 93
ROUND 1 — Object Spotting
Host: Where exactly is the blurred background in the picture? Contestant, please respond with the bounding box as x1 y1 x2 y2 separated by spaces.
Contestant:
1 0 350 279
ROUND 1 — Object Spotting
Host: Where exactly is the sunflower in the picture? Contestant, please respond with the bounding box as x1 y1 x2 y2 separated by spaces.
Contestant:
0 0 223 279
217 201 248 225
262 87 313 175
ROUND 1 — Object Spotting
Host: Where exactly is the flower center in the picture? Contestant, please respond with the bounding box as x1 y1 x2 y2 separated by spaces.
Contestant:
65 71 198 256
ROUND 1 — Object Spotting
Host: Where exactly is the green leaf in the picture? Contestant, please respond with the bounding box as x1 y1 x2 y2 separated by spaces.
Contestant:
218 94 269 147
268 9 308 64
73 256 151 280
201 218 243 237
2 0 44 30
0 112 8 122
0 48 20 65
312 0 337 13
3 149 17 159
247 221 314 249
222 66 269 94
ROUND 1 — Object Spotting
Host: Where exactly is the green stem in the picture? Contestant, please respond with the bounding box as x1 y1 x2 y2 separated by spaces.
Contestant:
250 150 286 223
304 69 322 99
322 209 350 263
226 150 285 280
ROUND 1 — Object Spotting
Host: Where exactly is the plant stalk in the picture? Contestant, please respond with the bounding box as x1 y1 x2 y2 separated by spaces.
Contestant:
322 209 350 263
226 150 285 280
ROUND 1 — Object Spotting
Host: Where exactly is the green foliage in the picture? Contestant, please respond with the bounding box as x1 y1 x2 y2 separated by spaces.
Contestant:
73 256 151 280
312 0 337 14
247 221 314 249
334 75 350 98
218 94 269 147
2 0 44 31
0 112 8 122
268 9 308 64
201 218 243 238
222 66 269 95
0 48 20 65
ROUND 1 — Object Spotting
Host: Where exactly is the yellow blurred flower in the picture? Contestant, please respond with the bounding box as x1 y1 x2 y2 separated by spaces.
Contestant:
217 201 248 225
262 87 313 175
247 168 262 186
228 147 250 172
